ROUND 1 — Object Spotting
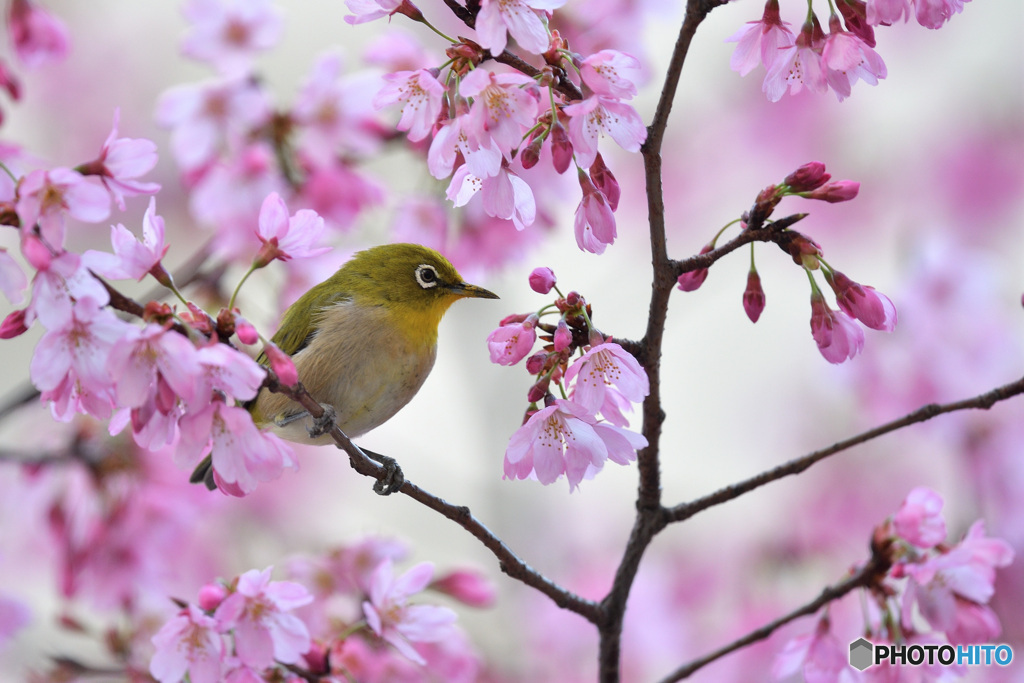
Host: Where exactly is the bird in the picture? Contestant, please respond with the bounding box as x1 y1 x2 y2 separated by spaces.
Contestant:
190 243 499 492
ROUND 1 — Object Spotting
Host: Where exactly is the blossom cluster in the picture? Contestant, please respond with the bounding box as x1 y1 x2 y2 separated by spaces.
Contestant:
0 98 341 496
359 0 646 255
150 541 490 683
774 487 1014 682
677 161 896 364
728 0 972 102
487 268 649 490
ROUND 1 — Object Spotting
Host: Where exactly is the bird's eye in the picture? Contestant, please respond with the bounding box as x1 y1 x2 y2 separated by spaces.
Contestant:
415 264 439 289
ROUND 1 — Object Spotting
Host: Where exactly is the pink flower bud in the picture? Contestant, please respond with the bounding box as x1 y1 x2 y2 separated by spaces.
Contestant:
553 318 572 351
234 314 259 345
525 352 547 375
527 375 550 403
590 153 620 211
528 267 557 294
264 342 298 385
197 583 227 611
783 162 830 192
743 269 765 323
430 569 496 607
550 121 573 174
487 314 538 366
303 641 329 674
676 243 713 292
0 308 27 338
519 136 542 170
802 180 859 203
825 270 897 332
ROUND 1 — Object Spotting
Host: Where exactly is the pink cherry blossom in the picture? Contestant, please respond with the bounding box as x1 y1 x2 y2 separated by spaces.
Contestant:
447 163 536 231
150 605 226 683
580 50 642 99
825 269 897 332
0 248 27 305
821 18 887 101
344 0 409 25
725 0 795 77
16 167 110 247
563 95 646 169
181 0 283 75
802 180 860 203
430 568 497 608
893 487 947 548
214 567 313 669
772 617 846 683
504 399 646 490
78 109 161 210
913 0 965 29
254 192 330 266
459 69 539 158
155 76 272 171
574 171 616 254
26 246 109 330
177 400 296 495
563 342 649 425
528 267 556 294
86 197 169 281
190 342 266 410
784 162 830 192
487 314 538 365
866 0 912 25
743 269 766 323
809 291 865 364
475 0 565 56
362 560 457 665
7 0 69 68
29 296 130 421
373 69 444 143
107 323 201 409
428 114 502 180
763 21 827 102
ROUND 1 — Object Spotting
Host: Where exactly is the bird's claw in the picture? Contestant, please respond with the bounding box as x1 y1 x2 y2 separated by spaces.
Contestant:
307 403 338 438
361 448 404 495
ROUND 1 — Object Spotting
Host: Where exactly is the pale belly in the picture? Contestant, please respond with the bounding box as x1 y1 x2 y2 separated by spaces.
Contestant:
253 302 437 445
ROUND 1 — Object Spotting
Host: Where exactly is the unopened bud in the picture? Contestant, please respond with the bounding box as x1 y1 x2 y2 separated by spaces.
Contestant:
525 352 547 375
553 319 572 351
528 266 557 294
743 269 766 323
783 162 830 192
550 122 573 174
264 342 298 386
520 136 542 169
197 583 227 611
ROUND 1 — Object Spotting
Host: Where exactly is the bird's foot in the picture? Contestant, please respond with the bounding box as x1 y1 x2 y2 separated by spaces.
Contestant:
362 448 405 496
307 403 338 438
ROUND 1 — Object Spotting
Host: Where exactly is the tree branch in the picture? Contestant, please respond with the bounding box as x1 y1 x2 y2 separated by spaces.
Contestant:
665 374 1024 525
655 547 889 682
269 380 602 622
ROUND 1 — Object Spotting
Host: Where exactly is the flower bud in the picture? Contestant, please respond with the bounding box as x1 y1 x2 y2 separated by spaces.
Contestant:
553 318 572 351
528 267 557 294
676 243 713 292
519 136 542 170
802 180 859 203
234 314 259 345
590 154 620 211
550 121 573 174
783 162 830 192
525 352 547 375
743 269 765 323
430 569 496 607
197 583 227 611
527 376 550 403
0 309 27 339
264 342 298 386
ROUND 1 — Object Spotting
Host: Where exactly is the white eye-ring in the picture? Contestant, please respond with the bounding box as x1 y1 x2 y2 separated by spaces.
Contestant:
415 264 439 289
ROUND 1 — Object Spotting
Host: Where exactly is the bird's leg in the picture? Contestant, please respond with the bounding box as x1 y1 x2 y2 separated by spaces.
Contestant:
305 404 405 495
306 403 338 438
360 448 405 496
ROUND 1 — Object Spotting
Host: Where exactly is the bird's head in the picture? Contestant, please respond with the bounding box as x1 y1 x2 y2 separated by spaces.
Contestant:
333 243 499 341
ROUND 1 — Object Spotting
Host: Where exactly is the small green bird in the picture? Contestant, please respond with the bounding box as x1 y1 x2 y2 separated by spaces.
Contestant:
191 243 498 490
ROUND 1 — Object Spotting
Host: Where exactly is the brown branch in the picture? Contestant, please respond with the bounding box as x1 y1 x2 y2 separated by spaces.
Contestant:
269 380 602 622
666 374 1024 525
656 550 888 682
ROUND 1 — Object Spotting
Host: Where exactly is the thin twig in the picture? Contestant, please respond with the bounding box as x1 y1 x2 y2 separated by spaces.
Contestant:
666 374 1024 525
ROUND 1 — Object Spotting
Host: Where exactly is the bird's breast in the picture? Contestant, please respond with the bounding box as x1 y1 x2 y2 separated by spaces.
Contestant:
255 301 438 444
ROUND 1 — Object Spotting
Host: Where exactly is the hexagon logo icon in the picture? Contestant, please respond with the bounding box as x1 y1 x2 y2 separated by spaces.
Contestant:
849 638 873 671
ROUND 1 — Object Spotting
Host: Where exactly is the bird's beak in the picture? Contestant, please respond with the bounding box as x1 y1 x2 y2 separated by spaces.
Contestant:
451 282 500 299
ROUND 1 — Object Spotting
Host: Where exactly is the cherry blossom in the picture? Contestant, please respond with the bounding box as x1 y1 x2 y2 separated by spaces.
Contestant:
16 167 110 247
344 0 414 26
7 0 69 68
809 291 865 364
821 18 886 101
528 267 556 294
428 114 502 181
725 0 794 77
150 605 226 683
176 400 296 495
254 192 330 265
0 248 27 305
447 163 536 231
824 269 897 332
79 109 161 210
181 0 283 74
573 171 616 254
563 342 649 425
86 198 169 282
504 398 646 490
893 487 947 548
474 0 565 56
189 341 266 410
214 567 313 669
487 314 538 365
771 616 846 683
373 68 444 143
459 69 539 158
763 20 827 102
362 560 457 665
563 95 646 169
580 50 642 100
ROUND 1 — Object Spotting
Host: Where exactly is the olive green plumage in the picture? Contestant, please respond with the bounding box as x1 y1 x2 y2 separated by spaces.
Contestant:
190 243 498 489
